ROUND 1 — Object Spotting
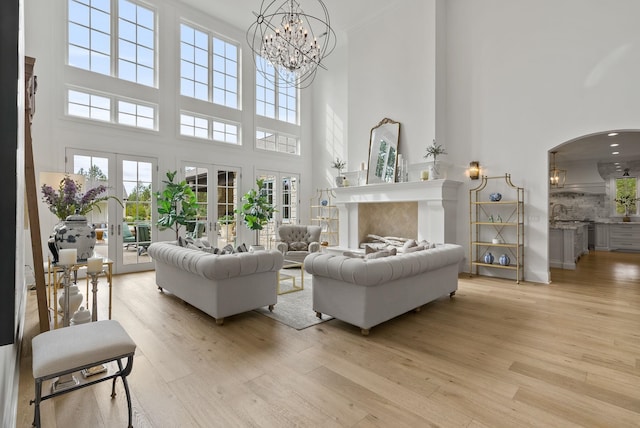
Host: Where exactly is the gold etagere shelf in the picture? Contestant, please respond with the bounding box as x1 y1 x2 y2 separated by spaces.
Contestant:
310 188 339 246
469 174 525 283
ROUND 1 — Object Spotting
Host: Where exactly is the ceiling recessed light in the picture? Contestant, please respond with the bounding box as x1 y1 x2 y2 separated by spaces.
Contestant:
610 143 619 147
614 162 620 165
608 132 619 137
612 151 620 155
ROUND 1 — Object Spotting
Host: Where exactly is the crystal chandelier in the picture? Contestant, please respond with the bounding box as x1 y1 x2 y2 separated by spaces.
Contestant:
247 0 336 89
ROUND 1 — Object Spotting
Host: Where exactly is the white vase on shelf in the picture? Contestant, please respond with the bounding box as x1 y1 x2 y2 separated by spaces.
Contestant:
58 285 83 317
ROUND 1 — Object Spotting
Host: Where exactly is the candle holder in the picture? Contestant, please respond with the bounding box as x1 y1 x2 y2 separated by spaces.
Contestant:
52 263 80 392
88 270 104 322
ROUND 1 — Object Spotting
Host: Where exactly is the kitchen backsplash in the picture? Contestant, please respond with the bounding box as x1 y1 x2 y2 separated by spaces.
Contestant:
549 192 608 220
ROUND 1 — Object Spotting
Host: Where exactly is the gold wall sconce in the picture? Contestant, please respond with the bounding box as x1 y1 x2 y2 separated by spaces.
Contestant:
469 161 480 180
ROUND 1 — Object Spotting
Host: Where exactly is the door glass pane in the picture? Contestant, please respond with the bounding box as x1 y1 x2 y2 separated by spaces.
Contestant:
185 166 209 240
216 169 237 247
72 154 110 259
256 173 277 248
281 176 298 224
122 159 153 264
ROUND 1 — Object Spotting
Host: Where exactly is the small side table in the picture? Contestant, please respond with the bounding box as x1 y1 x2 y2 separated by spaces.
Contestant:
277 260 304 295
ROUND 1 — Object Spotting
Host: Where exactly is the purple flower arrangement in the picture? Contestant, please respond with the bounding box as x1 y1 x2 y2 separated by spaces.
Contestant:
41 175 120 221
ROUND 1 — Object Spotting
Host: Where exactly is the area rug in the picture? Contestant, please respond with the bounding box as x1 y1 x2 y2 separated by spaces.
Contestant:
254 279 333 330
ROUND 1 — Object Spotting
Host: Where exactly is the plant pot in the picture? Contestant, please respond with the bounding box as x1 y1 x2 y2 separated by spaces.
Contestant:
335 176 346 187
622 216 631 222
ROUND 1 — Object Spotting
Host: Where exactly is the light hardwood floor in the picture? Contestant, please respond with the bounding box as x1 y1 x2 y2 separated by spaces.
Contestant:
17 251 640 427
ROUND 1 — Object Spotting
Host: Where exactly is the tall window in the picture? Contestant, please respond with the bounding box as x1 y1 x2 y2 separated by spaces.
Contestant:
68 0 111 75
67 0 156 86
118 0 155 86
255 56 298 124
180 23 239 109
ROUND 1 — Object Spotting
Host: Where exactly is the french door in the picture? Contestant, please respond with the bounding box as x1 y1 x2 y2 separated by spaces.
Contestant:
181 162 241 248
67 149 157 273
256 171 300 248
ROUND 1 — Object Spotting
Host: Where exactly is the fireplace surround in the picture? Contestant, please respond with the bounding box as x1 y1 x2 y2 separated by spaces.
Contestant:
333 180 462 249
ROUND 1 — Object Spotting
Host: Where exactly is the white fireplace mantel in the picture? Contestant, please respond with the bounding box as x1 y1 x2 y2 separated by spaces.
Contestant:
333 180 462 248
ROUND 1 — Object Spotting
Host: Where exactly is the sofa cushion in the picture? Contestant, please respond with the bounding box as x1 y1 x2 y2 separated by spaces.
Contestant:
289 241 308 251
365 247 397 259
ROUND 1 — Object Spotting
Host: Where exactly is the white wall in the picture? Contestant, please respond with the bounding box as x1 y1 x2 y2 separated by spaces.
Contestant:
446 0 640 282
313 0 640 283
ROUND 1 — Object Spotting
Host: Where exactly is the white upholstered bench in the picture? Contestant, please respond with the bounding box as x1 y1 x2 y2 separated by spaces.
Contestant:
30 320 136 427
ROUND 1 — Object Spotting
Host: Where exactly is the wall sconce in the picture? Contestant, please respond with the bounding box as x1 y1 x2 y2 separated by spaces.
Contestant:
468 161 480 180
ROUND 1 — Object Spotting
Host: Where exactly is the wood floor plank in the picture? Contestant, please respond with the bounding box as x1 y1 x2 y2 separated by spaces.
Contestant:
17 249 640 427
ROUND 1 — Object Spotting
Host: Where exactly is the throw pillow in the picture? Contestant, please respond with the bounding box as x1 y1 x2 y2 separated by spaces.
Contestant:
177 236 186 247
202 247 217 254
236 243 248 253
343 251 364 258
221 244 235 254
404 245 425 253
402 239 418 251
365 248 397 259
186 243 200 251
289 241 308 251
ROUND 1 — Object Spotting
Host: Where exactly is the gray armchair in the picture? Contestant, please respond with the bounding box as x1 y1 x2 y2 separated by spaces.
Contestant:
275 225 322 263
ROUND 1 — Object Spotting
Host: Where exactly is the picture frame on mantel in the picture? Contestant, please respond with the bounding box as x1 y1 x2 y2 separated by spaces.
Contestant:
367 118 400 184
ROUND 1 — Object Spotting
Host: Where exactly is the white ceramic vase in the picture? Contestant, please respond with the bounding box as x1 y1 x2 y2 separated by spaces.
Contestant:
58 285 83 316
54 213 97 261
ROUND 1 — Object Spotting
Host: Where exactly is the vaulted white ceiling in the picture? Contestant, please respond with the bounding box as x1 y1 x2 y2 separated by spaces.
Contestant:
177 0 397 33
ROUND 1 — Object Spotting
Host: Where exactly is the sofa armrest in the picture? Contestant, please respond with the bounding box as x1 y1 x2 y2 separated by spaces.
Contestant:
275 241 288 254
308 241 320 253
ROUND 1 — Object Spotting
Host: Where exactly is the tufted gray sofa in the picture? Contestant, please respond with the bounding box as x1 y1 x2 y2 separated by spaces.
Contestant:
275 224 322 263
147 242 284 325
304 243 465 335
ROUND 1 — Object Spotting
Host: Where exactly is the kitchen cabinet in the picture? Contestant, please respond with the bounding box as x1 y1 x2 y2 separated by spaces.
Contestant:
595 223 610 251
470 174 524 283
609 223 640 251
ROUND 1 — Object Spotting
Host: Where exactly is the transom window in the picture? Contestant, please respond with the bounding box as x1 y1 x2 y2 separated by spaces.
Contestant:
256 128 299 155
67 88 157 130
180 23 239 109
255 56 298 124
67 0 156 86
180 112 240 144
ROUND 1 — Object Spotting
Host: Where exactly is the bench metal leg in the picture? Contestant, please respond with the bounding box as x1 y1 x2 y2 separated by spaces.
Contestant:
31 378 42 427
115 357 134 428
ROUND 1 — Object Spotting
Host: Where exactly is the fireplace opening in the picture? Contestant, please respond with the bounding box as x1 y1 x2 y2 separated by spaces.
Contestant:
357 202 418 246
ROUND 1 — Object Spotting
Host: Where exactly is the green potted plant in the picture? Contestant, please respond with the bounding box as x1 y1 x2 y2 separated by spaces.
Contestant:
423 139 447 179
235 179 276 247
156 170 198 240
331 157 347 187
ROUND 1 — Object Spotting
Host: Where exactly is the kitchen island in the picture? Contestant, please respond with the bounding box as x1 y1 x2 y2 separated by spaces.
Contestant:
549 221 590 269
